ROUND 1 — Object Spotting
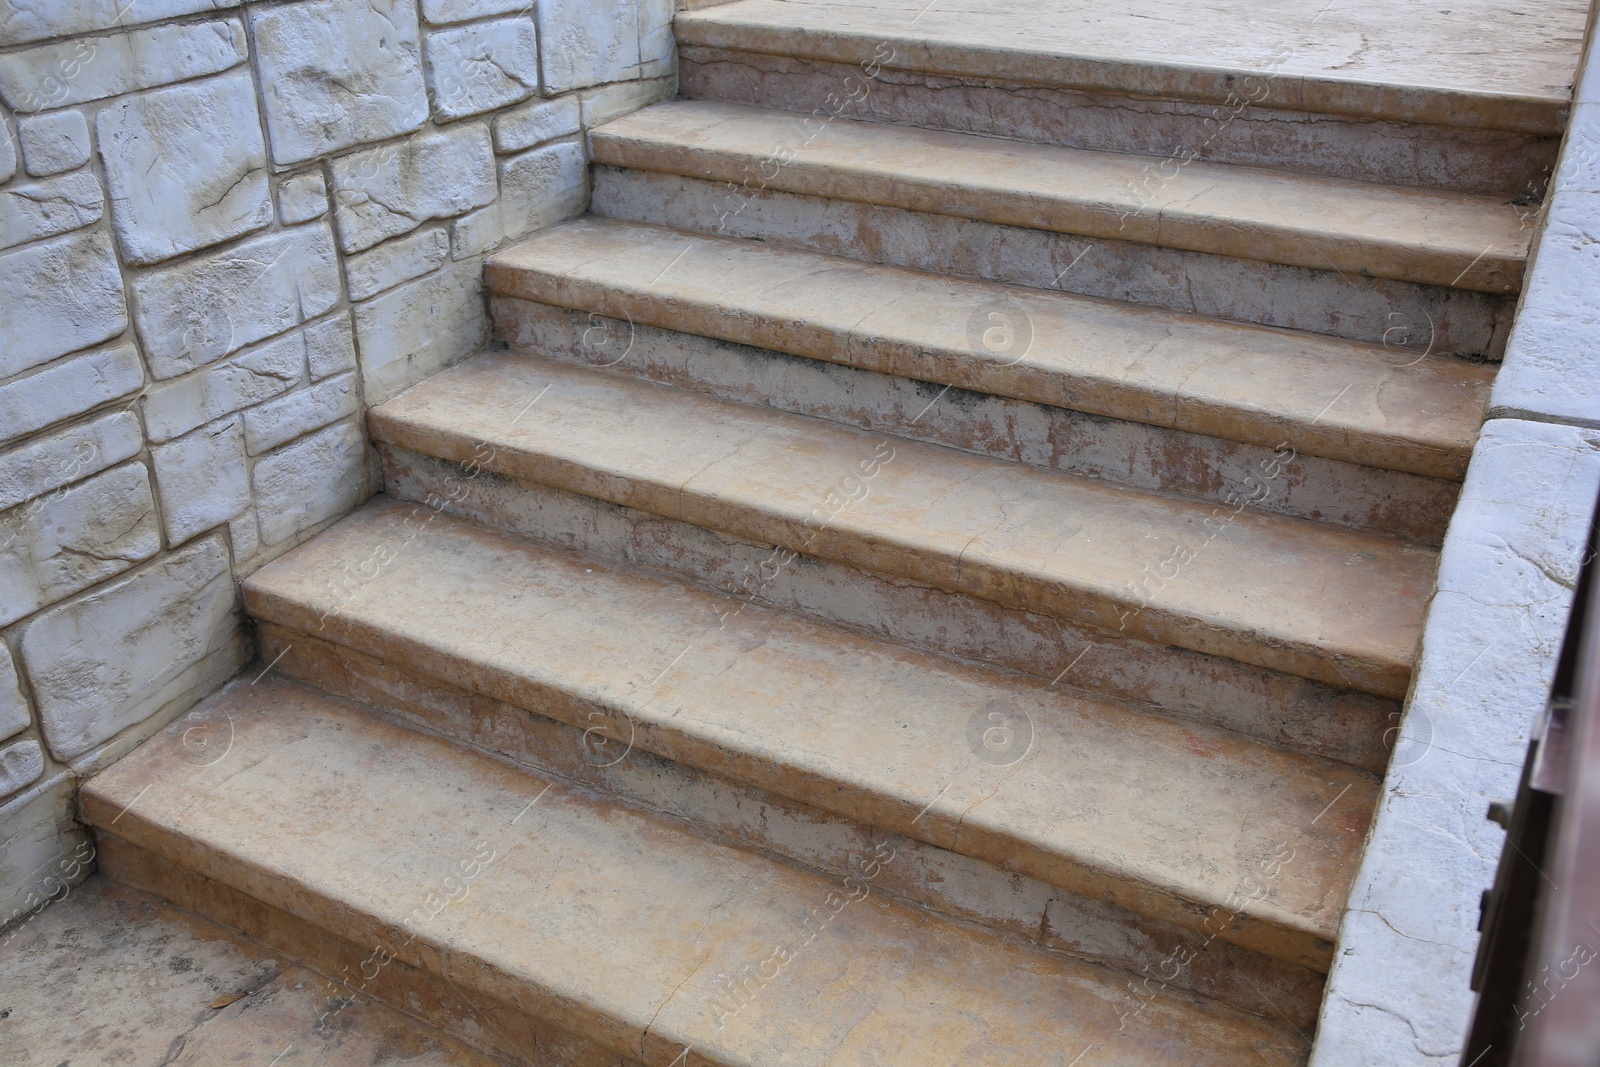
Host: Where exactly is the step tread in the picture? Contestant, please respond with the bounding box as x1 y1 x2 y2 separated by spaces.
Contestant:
242 499 1376 966
488 215 1491 479
677 0 1582 133
590 99 1528 293
82 677 1308 1065
368 351 1436 698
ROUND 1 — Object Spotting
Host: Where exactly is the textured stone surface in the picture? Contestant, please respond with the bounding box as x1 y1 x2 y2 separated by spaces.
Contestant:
0 120 13 182
0 20 247 112
16 109 89 176
250 0 429 166
0 342 143 447
493 92 579 152
305 312 357 380
0 878 507 1067
0 776 87 930
424 16 539 120
276 169 327 224
21 537 239 762
0 738 42 799
0 641 27 742
131 222 340 378
243 372 359 455
0 0 242 47
353 258 486 403
150 419 250 544
450 139 585 257
537 0 672 94
0 168 102 251
0 411 141 513
1312 419 1600 1067
578 74 674 128
97 72 271 265
420 0 530 23
0 462 161 627
143 332 305 443
344 225 449 300
330 122 496 253
0 228 126 380
251 419 367 545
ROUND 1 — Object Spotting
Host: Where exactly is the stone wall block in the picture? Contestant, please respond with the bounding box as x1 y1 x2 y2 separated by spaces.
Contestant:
0 410 142 513
251 0 429 166
424 17 539 121
579 75 674 129
0 115 14 182
131 222 340 379
0 20 247 113
344 226 449 301
305 313 357 380
0 461 162 627
252 419 368 546
97 71 272 265
353 257 486 403
243 372 359 455
0 168 104 252
277 170 328 225
493 94 580 153
0 777 88 929
0 641 28 742
330 122 496 253
16 110 89 176
420 0 529 24
150 418 250 545
450 138 585 257
143 332 306 444
0 1 243 48
0 342 143 447
0 739 43 800
21 537 239 761
0 228 127 380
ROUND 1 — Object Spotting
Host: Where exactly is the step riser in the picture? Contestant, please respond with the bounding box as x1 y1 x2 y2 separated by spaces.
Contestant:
93 837 597 1066
592 166 1515 358
254 621 1327 1027
680 47 1557 198
491 296 1461 545
380 443 1397 772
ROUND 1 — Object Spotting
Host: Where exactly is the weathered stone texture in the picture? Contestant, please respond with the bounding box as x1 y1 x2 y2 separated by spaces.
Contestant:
244 373 359 456
251 0 429 165
0 739 43 799
0 120 14 182
0 228 127 380
0 641 27 742
252 419 367 545
150 418 251 544
0 462 162 626
0 776 87 927
0 0 241 47
143 332 306 443
330 122 496 253
97 72 271 265
17 110 90 176
450 139 585 256
424 17 540 120
344 226 449 300
536 0 673 94
305 313 358 380
0 410 142 513
493 93 580 152
353 258 486 403
0 168 103 252
420 0 529 23
277 170 328 224
579 75 674 129
131 222 340 378
0 20 247 112
22 537 239 762
0 343 143 447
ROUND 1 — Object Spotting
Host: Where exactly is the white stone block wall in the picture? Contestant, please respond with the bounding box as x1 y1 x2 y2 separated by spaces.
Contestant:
0 0 673 930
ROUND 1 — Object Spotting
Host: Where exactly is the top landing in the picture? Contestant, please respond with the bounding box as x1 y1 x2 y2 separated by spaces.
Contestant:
677 0 1592 133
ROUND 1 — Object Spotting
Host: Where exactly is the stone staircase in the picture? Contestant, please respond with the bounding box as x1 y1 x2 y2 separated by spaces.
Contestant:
79 2 1546 1062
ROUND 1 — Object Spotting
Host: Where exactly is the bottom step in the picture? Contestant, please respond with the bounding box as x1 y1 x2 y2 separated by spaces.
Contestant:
82 675 1308 1066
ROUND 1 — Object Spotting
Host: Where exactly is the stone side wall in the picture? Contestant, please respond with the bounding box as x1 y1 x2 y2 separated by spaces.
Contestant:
0 0 673 929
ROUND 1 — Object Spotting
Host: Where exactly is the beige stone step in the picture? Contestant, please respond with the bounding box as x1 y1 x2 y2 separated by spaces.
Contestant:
240 499 1376 969
675 0 1577 195
487 216 1490 481
83 676 1311 1065
369 352 1436 699
590 100 1529 294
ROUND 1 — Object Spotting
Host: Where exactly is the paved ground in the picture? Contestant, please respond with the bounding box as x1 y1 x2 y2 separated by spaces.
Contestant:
0 877 502 1067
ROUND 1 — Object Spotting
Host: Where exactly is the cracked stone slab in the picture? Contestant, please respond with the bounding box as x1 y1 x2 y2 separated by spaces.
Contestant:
1312 417 1600 1067
251 0 429 166
0 410 142 513
0 342 143 448
243 372 359 455
151 418 251 545
130 221 340 379
16 110 89 176
143 331 308 444
0 167 103 252
0 461 162 627
330 121 496 253
0 227 127 381
0 19 247 113
21 536 239 762
424 15 540 120
0 640 27 742
96 71 272 265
